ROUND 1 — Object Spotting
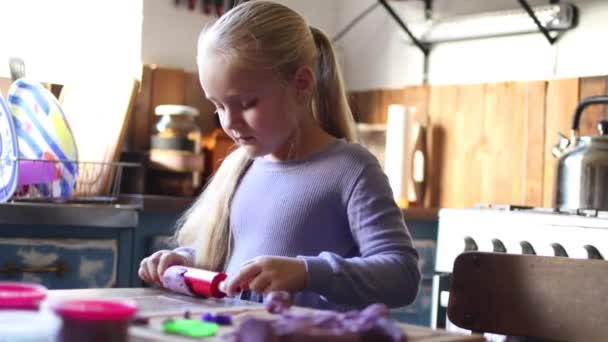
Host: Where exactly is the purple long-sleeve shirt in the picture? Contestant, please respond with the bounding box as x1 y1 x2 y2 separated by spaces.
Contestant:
177 140 420 310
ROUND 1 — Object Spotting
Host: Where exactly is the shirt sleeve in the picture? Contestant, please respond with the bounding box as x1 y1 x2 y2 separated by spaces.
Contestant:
173 246 196 267
298 162 421 308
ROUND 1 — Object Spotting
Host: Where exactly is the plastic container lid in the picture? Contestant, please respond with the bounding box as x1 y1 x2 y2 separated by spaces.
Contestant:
0 282 47 309
52 299 138 321
0 310 61 341
155 105 199 116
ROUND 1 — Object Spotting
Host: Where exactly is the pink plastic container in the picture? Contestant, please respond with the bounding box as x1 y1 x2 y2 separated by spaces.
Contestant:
0 282 47 310
52 298 137 342
17 160 58 186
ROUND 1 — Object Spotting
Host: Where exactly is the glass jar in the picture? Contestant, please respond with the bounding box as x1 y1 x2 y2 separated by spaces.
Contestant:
149 105 205 196
152 105 201 153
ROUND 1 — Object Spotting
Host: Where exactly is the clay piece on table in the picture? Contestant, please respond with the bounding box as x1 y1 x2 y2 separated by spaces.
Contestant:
201 312 233 325
263 291 292 314
162 319 219 338
161 266 194 296
223 303 406 342
224 318 280 342
131 317 150 326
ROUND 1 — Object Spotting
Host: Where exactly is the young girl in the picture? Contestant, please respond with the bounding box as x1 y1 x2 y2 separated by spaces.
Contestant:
139 0 420 310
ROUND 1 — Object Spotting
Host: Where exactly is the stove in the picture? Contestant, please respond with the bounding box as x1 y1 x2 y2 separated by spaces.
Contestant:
431 205 608 330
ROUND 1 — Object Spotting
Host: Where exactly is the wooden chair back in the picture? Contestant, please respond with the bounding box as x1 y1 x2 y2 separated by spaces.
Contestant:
448 252 608 342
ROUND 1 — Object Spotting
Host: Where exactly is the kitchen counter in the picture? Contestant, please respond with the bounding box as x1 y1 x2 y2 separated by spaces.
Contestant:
0 200 139 228
1 195 438 227
0 195 192 228
403 207 439 222
122 194 194 215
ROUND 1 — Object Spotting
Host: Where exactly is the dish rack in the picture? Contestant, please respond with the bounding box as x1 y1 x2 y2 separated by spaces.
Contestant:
1 158 141 204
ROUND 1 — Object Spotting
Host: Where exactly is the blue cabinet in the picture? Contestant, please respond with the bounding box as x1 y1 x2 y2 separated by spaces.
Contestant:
390 209 438 327
0 197 187 290
0 202 137 289
132 213 178 286
0 237 118 288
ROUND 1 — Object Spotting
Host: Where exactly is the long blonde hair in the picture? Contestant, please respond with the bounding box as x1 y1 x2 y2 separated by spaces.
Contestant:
176 1 357 271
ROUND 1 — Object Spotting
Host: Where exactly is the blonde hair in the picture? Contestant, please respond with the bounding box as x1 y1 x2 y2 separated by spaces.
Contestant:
176 1 357 271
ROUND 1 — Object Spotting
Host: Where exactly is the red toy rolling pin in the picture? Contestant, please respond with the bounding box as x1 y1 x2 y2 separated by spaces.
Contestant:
161 266 227 298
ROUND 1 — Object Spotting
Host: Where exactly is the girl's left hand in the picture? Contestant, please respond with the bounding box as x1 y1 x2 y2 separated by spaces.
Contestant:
222 256 307 296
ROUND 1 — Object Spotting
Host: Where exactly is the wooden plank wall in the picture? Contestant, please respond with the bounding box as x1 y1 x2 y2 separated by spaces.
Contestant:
349 76 608 209
128 65 217 152
349 86 429 124
543 79 579 208
349 86 429 206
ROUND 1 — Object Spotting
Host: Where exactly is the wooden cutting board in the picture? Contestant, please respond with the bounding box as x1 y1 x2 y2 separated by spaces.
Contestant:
59 76 139 197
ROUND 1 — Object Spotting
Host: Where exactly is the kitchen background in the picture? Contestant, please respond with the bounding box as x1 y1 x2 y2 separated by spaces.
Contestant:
0 0 607 328
3 0 606 208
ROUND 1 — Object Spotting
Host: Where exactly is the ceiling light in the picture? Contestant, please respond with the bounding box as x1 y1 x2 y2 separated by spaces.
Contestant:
419 3 577 43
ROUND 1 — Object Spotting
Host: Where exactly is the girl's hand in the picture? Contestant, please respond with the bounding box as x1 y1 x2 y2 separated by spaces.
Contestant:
138 250 189 285
223 256 308 296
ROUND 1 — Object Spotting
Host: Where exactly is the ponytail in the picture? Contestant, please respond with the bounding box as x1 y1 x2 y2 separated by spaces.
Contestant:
310 27 358 143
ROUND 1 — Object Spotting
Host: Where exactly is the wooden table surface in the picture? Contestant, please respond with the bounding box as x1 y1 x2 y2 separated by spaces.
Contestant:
46 288 484 342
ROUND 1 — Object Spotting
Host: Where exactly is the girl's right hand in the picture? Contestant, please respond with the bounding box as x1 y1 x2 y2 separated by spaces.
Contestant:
138 250 188 285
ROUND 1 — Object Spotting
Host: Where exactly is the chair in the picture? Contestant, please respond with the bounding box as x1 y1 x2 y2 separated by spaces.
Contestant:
447 252 608 342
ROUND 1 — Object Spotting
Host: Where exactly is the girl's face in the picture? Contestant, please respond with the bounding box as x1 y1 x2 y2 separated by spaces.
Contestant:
199 54 303 160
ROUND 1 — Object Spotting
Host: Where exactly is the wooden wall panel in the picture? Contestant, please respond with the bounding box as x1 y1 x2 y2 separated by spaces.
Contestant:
349 86 428 124
361 81 548 209
128 65 185 152
543 78 580 208
150 66 186 132
403 86 430 124
479 82 546 207
350 86 431 207
124 69 602 207
429 85 485 208
349 89 405 123
128 66 217 151
579 76 608 136
523 82 547 206
426 85 457 208
183 72 218 134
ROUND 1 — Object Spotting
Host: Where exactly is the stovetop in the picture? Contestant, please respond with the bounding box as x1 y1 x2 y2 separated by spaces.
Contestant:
473 203 608 219
434 206 608 273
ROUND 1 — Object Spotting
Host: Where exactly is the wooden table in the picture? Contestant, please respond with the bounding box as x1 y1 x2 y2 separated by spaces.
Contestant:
46 288 484 342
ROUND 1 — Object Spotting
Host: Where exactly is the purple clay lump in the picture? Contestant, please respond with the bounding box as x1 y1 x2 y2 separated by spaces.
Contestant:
227 318 280 342
225 302 406 342
264 291 292 314
201 312 232 325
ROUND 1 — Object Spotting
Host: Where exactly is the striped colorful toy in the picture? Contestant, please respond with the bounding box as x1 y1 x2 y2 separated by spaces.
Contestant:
7 79 78 198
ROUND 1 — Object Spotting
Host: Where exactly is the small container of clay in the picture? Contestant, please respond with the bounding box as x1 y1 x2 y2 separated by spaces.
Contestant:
51 298 137 342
